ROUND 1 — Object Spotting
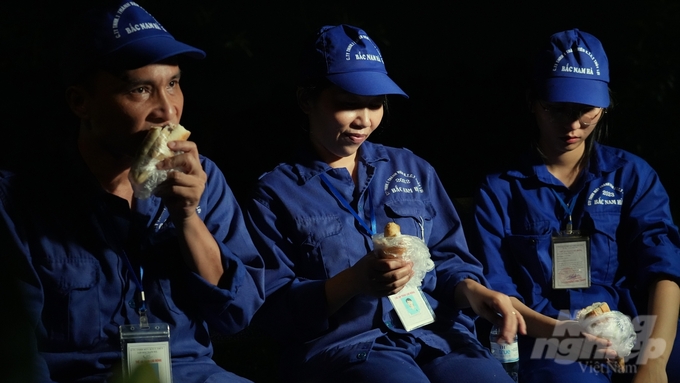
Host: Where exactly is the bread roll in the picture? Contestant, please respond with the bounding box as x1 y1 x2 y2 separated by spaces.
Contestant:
577 302 611 320
130 124 191 184
379 222 405 258
577 302 625 372
385 222 401 237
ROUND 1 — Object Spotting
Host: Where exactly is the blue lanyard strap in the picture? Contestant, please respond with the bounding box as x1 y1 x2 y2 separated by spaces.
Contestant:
319 173 376 236
119 250 149 327
551 189 578 234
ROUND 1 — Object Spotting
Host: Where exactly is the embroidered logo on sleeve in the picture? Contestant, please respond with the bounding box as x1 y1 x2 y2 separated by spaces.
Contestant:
587 182 624 206
384 171 424 196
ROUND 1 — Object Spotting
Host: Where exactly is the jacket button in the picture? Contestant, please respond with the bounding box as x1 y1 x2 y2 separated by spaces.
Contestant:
357 352 367 359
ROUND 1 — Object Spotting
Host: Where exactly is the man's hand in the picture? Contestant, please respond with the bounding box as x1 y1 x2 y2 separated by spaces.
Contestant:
153 139 223 285
154 140 206 221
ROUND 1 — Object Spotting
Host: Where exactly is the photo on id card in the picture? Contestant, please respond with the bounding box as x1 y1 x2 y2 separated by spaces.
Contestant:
389 286 436 331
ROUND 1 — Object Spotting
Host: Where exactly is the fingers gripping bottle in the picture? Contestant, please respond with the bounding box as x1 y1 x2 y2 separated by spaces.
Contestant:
489 325 519 382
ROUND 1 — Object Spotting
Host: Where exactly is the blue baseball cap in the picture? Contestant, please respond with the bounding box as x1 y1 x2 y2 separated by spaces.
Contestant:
532 29 610 108
61 1 205 85
299 24 408 98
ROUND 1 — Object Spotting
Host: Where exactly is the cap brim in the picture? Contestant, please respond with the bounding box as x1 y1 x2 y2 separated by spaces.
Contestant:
327 71 408 98
538 77 609 108
104 35 205 70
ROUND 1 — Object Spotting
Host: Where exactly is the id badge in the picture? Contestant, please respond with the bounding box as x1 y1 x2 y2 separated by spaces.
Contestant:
388 286 436 331
120 323 172 383
551 232 591 289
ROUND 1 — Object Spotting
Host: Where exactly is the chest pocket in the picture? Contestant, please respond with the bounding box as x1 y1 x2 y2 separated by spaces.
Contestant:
505 219 554 292
294 215 348 279
37 256 102 349
384 199 436 240
580 212 620 283
505 233 553 294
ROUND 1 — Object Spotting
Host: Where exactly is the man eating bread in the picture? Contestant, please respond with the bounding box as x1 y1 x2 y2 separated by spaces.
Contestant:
0 1 264 382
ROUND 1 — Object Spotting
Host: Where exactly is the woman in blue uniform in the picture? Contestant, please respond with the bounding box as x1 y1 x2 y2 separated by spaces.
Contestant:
472 29 680 383
245 24 525 383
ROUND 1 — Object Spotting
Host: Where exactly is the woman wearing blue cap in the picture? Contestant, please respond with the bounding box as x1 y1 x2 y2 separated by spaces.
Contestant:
245 24 525 382
472 29 680 382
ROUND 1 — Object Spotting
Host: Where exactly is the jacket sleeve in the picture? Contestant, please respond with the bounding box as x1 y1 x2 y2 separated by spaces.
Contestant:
244 195 330 342
186 158 265 334
471 177 524 301
621 167 680 291
423 165 489 302
0 176 56 383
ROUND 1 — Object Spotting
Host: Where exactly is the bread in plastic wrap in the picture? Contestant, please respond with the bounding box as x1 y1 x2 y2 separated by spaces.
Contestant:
577 302 636 372
129 124 190 199
372 222 434 288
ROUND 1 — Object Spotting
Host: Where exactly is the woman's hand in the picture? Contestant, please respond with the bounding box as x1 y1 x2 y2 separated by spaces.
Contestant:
552 320 617 360
324 251 413 315
454 279 527 343
352 250 414 297
507 298 617 365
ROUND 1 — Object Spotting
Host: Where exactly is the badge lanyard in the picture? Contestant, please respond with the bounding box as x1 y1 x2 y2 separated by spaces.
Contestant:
119 258 171 382
120 251 149 328
96 201 172 381
321 173 436 330
551 189 578 235
319 173 376 236
549 188 591 289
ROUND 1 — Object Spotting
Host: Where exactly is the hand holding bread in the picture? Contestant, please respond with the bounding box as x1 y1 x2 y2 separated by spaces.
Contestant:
372 222 434 288
577 302 636 373
129 124 191 199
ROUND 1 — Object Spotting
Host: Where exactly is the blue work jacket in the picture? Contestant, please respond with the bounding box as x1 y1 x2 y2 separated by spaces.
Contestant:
246 141 488 377
0 146 265 382
473 143 680 320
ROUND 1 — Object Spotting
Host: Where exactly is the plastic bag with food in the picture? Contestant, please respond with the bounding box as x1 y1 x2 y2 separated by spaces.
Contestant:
128 124 190 199
372 222 435 287
577 302 636 372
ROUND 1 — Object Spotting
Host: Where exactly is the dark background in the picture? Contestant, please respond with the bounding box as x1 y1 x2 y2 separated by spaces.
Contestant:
2 0 679 217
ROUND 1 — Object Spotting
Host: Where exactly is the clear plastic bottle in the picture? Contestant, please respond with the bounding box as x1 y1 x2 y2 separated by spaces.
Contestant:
489 324 519 382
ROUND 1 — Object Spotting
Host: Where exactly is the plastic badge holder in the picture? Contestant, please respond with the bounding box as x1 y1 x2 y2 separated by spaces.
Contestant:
120 323 172 383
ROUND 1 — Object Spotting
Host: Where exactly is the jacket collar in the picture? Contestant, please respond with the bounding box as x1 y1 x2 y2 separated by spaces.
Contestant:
506 142 627 186
292 141 389 184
